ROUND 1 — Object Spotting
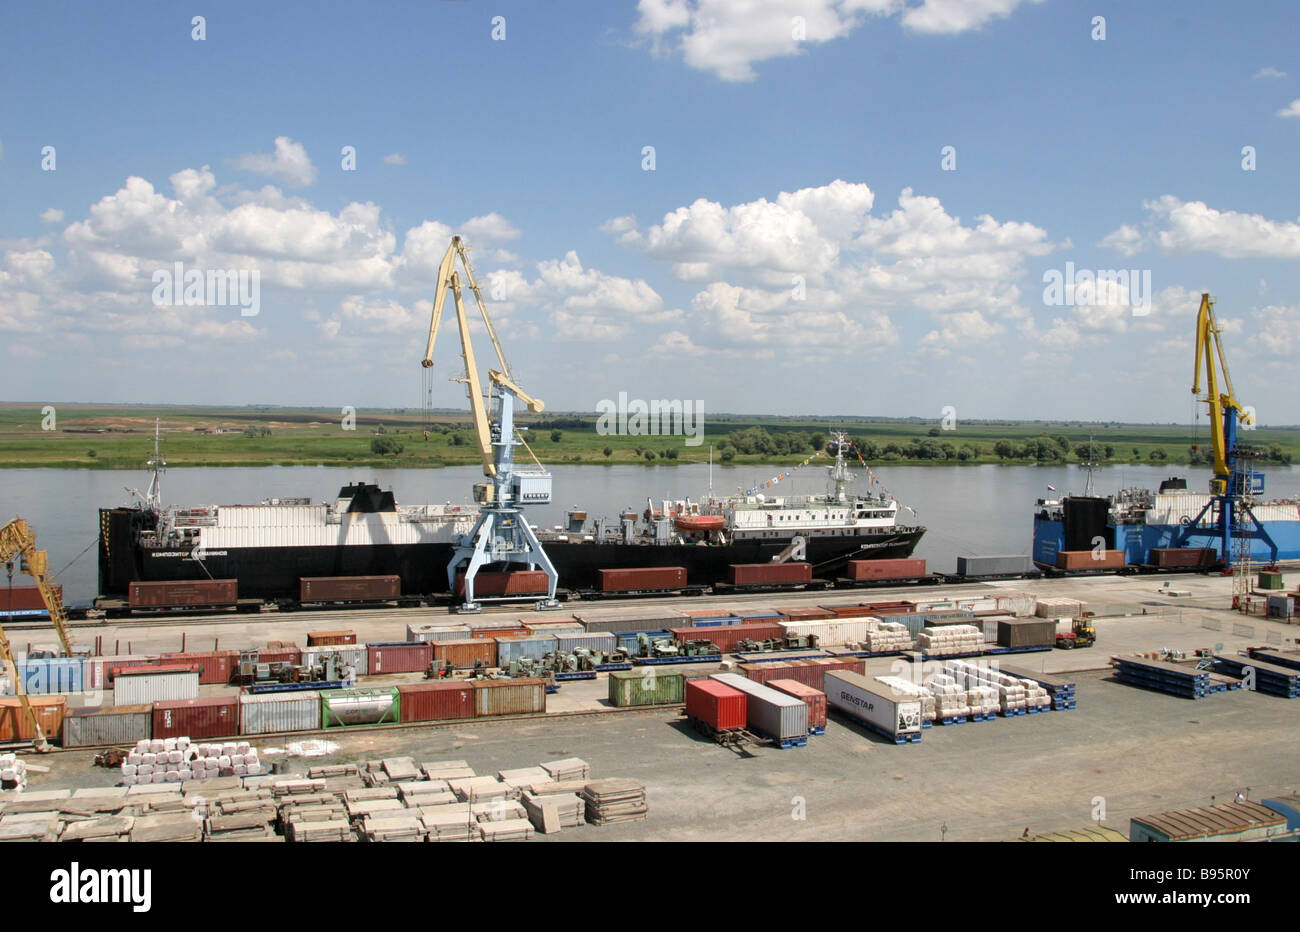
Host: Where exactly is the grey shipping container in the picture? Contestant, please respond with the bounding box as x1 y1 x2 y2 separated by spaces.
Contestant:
62 704 152 748
300 644 366 673
554 631 618 655
574 612 686 634
406 623 474 643
495 635 557 665
710 672 808 741
956 555 1032 577
824 670 923 740
114 669 199 706
239 691 322 735
607 669 685 707
997 618 1057 648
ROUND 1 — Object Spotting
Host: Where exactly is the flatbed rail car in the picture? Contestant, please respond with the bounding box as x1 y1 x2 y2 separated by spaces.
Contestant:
279 575 422 611
574 565 708 600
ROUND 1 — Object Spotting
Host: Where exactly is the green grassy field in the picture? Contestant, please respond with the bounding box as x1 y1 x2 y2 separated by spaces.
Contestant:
0 403 1295 470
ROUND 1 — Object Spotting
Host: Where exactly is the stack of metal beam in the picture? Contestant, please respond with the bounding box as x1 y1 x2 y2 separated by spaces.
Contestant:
1214 655 1300 698
581 778 648 825
1112 655 1212 699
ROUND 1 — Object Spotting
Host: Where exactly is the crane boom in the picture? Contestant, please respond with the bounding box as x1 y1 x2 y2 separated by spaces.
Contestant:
1191 292 1250 482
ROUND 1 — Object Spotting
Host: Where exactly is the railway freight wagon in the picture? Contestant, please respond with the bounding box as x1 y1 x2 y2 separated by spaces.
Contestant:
128 579 239 611
297 575 403 606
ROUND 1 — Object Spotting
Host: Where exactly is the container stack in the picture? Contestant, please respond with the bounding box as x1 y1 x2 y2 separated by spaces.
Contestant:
581 778 648 825
915 624 984 656
860 621 913 652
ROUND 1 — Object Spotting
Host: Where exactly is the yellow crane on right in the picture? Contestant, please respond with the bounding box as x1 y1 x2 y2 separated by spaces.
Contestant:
1173 293 1276 567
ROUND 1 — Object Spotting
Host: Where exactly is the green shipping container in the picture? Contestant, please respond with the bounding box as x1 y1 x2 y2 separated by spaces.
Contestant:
1259 571 1285 590
321 687 400 727
607 669 686 707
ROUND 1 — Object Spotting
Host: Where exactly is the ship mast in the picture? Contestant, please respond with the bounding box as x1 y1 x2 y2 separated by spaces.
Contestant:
145 418 165 513
827 431 855 503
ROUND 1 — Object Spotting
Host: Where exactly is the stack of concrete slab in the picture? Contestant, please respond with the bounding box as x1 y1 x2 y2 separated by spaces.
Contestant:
472 799 528 822
130 811 203 842
345 796 405 822
498 766 552 793
520 790 585 833
916 624 984 655
860 621 913 652
284 816 353 842
61 814 134 842
449 775 512 802
361 813 425 842
581 779 647 825
540 758 590 782
0 806 64 842
422 760 476 780
396 780 456 808
478 817 535 841
307 763 359 779
381 757 421 781
421 803 477 841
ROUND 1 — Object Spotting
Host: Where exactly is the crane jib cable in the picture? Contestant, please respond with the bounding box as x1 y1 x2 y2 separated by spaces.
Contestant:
50 536 99 581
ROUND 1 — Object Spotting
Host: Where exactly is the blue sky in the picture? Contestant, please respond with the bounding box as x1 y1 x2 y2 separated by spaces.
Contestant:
2 0 1298 423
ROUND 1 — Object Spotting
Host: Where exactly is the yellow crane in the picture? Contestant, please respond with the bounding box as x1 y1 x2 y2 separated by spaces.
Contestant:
1192 292 1253 489
0 518 77 751
421 235 560 611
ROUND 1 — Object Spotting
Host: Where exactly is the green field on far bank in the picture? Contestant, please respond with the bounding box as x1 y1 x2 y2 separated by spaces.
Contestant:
0 403 1295 472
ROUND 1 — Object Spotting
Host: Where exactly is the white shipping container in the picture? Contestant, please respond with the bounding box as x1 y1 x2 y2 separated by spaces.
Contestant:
710 673 808 741
824 670 922 740
406 624 473 643
113 670 199 706
238 691 322 735
553 631 618 654
300 644 367 671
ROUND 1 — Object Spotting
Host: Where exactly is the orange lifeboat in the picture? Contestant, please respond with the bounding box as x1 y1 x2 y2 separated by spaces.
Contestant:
675 514 726 532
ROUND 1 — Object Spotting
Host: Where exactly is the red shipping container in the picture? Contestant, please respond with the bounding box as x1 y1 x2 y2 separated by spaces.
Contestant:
306 630 357 646
367 642 432 675
598 566 687 592
860 601 915 616
455 570 549 597
727 563 812 585
470 626 525 640
738 658 867 691
666 622 783 654
300 575 400 602
1149 547 1217 568
153 697 238 740
95 655 162 686
0 585 63 614
256 648 302 666
824 605 879 618
846 558 926 580
128 579 238 609
777 606 835 621
1056 550 1125 570
432 639 498 670
158 651 236 684
397 681 475 722
767 679 827 732
685 679 747 731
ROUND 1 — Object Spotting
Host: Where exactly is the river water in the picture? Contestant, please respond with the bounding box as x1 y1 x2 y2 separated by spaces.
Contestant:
3 463 1297 603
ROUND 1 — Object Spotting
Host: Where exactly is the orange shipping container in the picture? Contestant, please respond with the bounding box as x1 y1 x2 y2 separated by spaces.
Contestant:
470 626 526 641
0 695 66 743
1056 550 1125 571
307 630 357 646
432 639 498 670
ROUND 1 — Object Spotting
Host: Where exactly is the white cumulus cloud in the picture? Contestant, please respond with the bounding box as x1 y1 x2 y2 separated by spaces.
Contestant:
232 136 318 187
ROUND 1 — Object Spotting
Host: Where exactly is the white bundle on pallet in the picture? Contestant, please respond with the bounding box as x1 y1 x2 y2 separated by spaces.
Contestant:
916 624 984 656
861 621 913 652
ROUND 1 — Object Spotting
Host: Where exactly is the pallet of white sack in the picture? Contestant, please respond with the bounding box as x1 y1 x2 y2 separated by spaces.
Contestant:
968 711 997 722
934 714 968 725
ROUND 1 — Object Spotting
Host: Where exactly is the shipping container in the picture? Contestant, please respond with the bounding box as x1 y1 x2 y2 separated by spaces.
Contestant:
688 615 740 627
89 655 159 688
307 630 358 646
397 681 475 722
406 623 474 643
0 695 66 743
859 601 916 616
710 673 808 741
113 666 200 706
128 579 238 609
739 610 788 623
432 638 498 670
553 631 618 655
777 606 836 621
473 678 546 716
321 687 400 727
846 558 926 580
455 570 549 597
470 626 529 641
607 669 686 707
997 618 1058 648
495 635 558 666
300 644 366 673
598 566 687 592
955 555 1031 577
239 691 322 735
520 621 585 636
728 562 812 586
738 657 868 691
767 679 827 733
821 604 879 619
0 584 62 617
1149 547 1217 568
684 678 747 731
62 704 152 748
158 650 237 685
13 657 84 695
1056 550 1126 571
666 622 782 653
153 696 238 740
823 670 923 740
299 575 400 603
366 642 432 675
680 609 735 619
573 610 688 634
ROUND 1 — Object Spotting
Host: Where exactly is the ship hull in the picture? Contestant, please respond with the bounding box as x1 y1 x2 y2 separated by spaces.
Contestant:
98 508 925 600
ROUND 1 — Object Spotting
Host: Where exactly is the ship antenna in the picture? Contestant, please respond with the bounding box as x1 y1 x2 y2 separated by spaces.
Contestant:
145 418 166 513
1082 432 1097 498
